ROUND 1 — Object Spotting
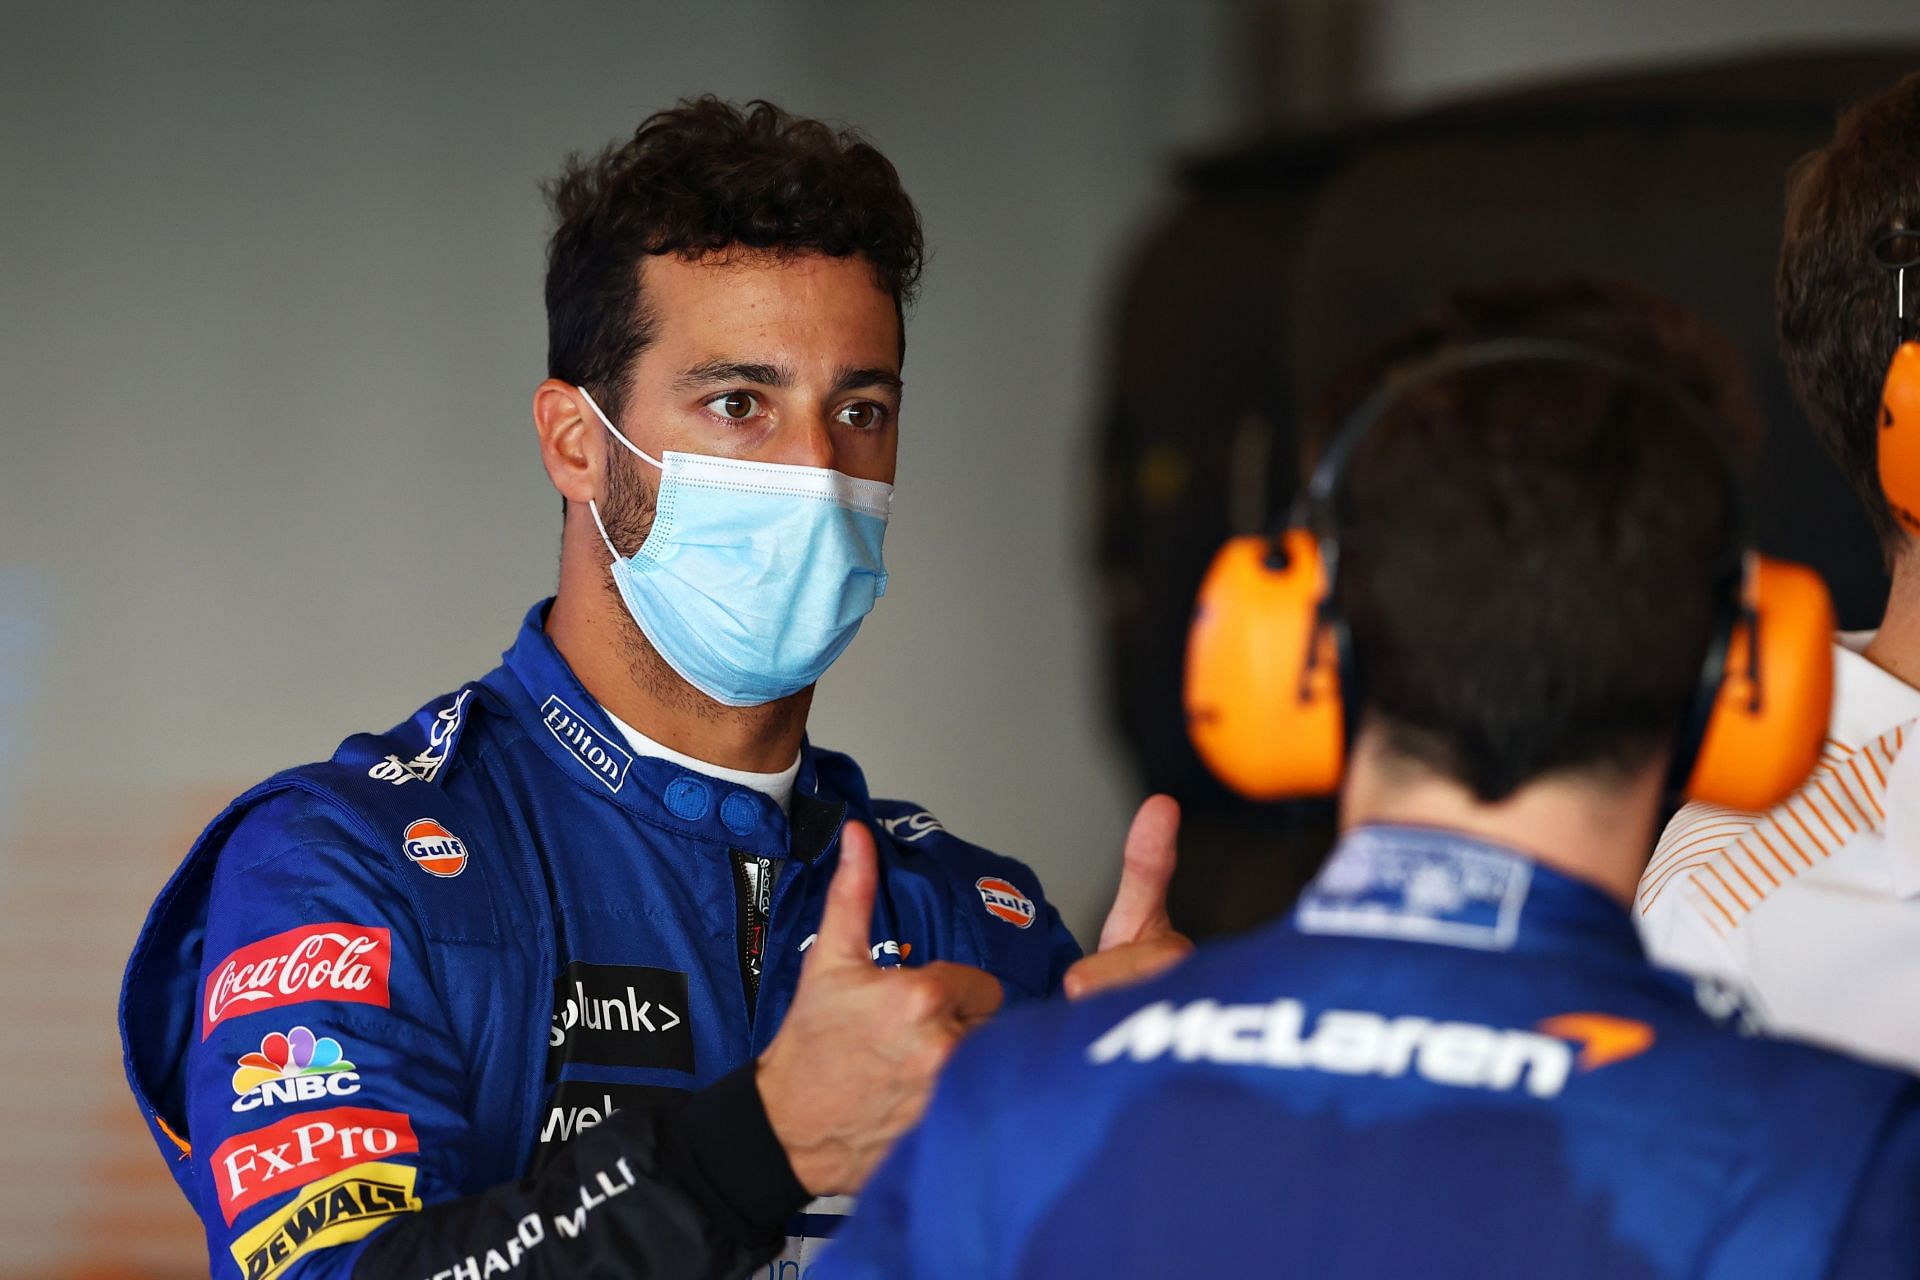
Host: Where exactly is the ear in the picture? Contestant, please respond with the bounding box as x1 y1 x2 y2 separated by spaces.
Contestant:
533 379 603 505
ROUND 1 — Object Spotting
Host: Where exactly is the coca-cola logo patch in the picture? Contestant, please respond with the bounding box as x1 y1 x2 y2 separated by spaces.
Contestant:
204 924 392 1039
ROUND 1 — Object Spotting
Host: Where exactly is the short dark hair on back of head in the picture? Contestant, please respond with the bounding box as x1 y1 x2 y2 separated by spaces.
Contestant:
1320 279 1758 802
1778 71 1920 562
543 96 925 423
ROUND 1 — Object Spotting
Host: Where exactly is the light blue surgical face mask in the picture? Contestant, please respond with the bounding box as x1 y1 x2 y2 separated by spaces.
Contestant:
578 387 892 707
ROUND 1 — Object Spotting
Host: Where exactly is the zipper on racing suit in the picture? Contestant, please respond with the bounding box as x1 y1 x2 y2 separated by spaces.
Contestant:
730 849 779 1020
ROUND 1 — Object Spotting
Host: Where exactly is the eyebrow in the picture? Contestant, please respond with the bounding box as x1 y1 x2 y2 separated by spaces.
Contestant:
672 359 903 396
674 360 789 390
830 367 904 396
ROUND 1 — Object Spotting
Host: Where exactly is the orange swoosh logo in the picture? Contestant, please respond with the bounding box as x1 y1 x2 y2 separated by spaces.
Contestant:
1536 1013 1656 1071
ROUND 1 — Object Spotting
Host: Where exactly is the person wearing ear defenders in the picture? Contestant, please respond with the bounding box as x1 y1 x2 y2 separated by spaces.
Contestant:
815 280 1920 1280
1637 72 1920 1075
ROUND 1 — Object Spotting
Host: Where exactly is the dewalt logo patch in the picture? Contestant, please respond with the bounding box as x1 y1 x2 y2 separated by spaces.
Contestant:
228 1160 420 1280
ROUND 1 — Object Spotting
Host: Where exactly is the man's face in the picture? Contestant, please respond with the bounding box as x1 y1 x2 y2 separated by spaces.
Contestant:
598 249 903 550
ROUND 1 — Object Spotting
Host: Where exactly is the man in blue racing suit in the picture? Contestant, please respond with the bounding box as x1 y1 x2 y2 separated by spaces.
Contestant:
820 281 1920 1278
119 97 1187 1280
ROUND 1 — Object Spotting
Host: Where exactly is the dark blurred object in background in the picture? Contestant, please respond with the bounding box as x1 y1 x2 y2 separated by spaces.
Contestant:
1097 47 1920 940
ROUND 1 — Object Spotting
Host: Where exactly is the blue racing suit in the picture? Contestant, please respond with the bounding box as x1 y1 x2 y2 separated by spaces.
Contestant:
119 601 1080 1279
822 825 1920 1279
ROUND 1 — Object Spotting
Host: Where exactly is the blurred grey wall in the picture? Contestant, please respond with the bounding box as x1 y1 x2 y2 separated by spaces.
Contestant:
3 1 1919 1274
1368 0 1920 106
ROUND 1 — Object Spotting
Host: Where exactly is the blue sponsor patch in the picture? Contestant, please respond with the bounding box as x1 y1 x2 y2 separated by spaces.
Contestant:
1296 828 1532 951
540 694 633 793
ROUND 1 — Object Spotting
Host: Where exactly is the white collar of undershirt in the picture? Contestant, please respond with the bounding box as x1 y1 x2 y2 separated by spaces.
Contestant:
1834 631 1920 744
603 709 801 814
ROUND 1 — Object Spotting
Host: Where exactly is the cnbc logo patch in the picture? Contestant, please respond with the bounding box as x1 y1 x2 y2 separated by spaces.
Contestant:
232 1026 362 1113
229 1160 420 1280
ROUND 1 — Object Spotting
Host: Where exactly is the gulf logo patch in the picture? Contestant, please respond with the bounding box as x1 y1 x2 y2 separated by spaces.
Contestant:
975 877 1036 929
402 818 468 878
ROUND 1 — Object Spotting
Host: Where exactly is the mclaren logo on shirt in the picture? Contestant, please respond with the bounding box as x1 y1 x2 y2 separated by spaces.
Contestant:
1088 998 1654 1099
227 1160 420 1280
548 963 695 1075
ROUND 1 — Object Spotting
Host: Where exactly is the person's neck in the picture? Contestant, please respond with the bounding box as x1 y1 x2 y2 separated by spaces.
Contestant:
1338 729 1665 908
1866 545 1920 689
544 551 811 775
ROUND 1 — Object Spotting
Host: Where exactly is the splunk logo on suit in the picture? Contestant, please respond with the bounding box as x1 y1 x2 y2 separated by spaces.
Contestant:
540 694 633 793
548 962 695 1075
231 1026 361 1112
1088 997 1654 1100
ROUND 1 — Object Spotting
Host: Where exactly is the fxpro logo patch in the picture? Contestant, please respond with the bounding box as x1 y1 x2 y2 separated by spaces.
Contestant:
1088 997 1653 1100
211 1106 418 1224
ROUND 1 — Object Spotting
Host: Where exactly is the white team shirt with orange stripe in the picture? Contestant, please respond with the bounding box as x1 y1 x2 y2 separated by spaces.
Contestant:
1636 633 1920 1070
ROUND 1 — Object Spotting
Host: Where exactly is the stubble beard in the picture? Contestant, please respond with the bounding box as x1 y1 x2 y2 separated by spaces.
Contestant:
595 449 811 741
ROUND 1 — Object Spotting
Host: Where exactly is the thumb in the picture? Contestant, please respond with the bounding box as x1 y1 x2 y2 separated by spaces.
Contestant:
808 819 880 970
1099 794 1181 951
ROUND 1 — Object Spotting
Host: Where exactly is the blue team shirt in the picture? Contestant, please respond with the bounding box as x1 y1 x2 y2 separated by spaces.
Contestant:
822 825 1920 1279
119 600 1080 1278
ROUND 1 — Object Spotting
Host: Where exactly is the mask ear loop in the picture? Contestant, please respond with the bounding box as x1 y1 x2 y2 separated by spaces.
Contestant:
575 385 667 563
587 494 626 562
577 386 664 469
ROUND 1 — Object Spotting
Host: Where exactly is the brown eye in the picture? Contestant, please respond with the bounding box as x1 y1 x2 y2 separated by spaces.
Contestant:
835 402 886 430
704 392 760 421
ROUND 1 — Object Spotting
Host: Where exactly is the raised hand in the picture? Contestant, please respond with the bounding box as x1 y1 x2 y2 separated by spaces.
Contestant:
756 821 1004 1195
1061 794 1194 1000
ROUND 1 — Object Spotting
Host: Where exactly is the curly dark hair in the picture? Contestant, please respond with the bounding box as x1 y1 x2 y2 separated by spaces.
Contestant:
1317 279 1752 802
543 96 925 423
1778 71 1920 563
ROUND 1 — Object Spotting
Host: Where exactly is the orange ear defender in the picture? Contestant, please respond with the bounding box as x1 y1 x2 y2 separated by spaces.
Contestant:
1879 340 1920 535
1676 556 1835 812
1186 529 1344 800
1879 232 1920 535
1185 338 1837 810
